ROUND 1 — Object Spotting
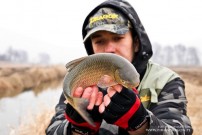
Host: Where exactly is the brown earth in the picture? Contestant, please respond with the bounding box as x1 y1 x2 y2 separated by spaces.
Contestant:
4 66 202 135
172 67 202 135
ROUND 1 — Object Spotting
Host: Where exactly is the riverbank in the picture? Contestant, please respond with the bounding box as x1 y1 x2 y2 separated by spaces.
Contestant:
0 63 66 98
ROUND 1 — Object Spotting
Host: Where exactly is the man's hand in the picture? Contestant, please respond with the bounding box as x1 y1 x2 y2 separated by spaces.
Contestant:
73 86 103 110
65 86 103 134
99 85 149 132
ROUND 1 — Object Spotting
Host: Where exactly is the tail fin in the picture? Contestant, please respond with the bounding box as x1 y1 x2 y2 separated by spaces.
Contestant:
71 97 96 127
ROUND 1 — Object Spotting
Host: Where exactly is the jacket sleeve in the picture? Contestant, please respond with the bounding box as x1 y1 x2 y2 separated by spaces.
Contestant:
46 93 72 135
147 77 193 135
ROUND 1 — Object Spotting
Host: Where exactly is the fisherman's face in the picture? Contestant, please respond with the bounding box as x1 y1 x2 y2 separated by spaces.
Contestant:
91 31 138 62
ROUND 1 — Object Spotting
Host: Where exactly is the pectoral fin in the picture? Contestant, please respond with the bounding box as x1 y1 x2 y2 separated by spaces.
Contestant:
97 75 118 89
65 56 87 72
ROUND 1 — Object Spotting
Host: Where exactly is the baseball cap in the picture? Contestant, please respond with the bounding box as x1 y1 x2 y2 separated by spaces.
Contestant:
83 7 132 42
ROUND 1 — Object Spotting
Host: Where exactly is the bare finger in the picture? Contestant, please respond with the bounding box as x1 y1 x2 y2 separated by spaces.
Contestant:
99 102 105 113
103 94 111 107
107 87 116 98
87 86 99 110
73 87 84 97
99 94 111 113
81 87 93 100
95 91 103 106
111 84 122 93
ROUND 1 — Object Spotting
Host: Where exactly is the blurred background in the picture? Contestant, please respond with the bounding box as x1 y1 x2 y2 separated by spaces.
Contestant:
0 0 201 135
0 0 202 65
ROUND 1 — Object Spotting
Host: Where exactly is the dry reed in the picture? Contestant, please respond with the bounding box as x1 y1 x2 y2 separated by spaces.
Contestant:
185 81 202 135
0 65 66 98
10 107 55 135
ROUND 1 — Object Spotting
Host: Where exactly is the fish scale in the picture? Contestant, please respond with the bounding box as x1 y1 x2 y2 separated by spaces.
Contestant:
69 57 116 93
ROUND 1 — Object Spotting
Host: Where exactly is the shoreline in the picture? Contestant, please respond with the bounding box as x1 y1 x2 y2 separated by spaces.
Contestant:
0 64 66 98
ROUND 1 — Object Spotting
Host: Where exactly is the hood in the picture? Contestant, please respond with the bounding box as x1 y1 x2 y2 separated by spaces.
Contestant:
82 0 153 76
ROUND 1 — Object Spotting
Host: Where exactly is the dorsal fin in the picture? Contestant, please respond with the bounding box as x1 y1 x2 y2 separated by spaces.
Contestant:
65 56 87 72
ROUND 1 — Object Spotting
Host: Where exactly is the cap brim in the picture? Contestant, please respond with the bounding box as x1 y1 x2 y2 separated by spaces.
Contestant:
83 24 129 42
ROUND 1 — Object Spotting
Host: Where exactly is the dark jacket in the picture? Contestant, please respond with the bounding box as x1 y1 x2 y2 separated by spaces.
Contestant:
46 0 193 134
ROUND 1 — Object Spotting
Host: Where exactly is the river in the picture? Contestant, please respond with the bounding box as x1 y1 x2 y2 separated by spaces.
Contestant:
0 86 62 135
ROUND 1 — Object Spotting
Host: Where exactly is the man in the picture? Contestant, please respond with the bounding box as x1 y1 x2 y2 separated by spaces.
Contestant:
46 0 193 134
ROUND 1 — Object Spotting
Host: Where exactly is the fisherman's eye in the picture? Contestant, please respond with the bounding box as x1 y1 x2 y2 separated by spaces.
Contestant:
95 39 105 45
113 36 123 42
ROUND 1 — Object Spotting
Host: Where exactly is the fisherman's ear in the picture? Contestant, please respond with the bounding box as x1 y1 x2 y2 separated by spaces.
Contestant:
134 36 139 53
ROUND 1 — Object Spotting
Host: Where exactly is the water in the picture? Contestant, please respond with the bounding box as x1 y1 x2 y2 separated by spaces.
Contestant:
0 87 62 135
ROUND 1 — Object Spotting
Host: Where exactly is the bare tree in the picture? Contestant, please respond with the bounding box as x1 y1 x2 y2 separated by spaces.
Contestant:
186 47 200 65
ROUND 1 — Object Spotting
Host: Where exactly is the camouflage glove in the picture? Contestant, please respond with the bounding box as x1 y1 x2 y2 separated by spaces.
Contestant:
65 104 102 134
102 87 148 131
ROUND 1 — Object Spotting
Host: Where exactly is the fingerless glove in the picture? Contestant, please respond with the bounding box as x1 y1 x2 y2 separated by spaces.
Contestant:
102 87 148 131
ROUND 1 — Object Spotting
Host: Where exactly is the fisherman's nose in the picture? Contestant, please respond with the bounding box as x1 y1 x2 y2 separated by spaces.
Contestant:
104 42 116 53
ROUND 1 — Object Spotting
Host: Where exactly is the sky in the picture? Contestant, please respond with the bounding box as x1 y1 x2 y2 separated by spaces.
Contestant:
0 0 202 64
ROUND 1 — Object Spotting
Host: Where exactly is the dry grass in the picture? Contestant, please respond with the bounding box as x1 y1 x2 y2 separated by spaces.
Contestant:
184 81 202 135
0 65 66 98
9 107 55 135
172 67 202 135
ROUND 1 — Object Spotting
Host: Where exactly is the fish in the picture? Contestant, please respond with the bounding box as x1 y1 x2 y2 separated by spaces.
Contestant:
63 53 140 127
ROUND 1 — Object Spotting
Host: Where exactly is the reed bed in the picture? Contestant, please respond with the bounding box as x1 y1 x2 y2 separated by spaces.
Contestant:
9 107 55 135
0 65 66 98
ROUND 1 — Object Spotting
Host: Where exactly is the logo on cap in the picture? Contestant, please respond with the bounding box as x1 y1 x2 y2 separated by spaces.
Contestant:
83 7 131 42
89 13 119 26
